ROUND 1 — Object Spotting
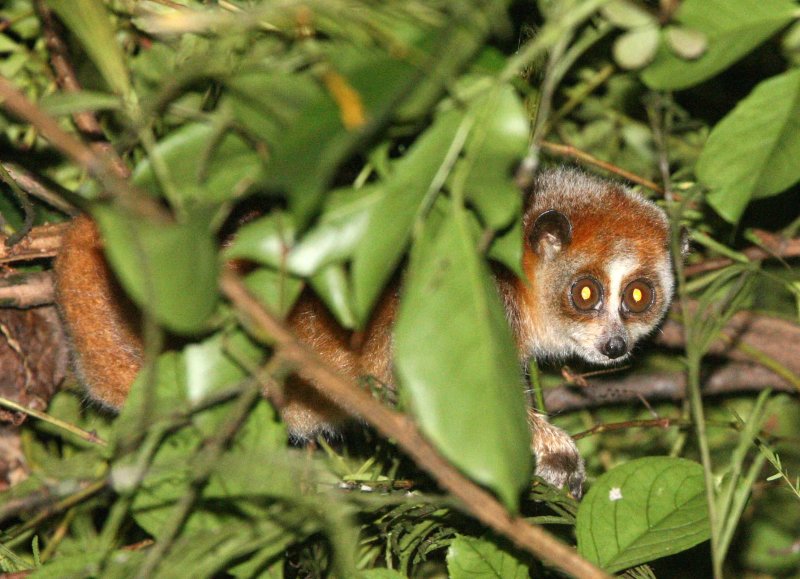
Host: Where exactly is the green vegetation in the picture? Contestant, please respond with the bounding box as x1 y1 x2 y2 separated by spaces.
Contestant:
0 0 798 576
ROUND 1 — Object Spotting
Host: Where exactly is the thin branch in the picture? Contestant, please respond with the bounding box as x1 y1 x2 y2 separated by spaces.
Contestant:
0 395 106 446
220 270 610 579
0 222 68 265
684 231 800 277
34 0 130 180
541 141 665 194
0 76 165 221
0 162 78 216
0 271 55 308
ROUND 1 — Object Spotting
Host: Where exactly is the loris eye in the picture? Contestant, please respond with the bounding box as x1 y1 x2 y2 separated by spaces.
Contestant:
571 278 602 311
622 279 654 313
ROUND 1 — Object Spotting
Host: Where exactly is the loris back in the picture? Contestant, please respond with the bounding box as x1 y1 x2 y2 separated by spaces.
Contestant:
54 167 675 496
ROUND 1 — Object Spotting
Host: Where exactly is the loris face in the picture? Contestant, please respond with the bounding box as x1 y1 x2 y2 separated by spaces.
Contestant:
516 168 675 366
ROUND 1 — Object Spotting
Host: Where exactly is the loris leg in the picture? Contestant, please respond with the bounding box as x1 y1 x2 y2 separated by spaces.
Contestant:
528 408 585 498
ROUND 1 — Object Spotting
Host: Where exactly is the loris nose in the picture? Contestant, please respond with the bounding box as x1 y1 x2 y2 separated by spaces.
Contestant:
602 336 627 359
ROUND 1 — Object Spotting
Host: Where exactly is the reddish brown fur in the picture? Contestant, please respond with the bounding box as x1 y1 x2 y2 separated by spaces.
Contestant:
54 215 142 408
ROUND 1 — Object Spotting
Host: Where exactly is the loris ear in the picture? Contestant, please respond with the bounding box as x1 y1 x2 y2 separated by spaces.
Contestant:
529 210 572 260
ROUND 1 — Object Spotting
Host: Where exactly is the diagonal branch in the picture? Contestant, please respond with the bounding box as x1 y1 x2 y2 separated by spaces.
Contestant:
219 269 610 579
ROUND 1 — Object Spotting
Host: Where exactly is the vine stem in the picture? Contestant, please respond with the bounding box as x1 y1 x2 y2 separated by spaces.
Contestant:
0 395 106 446
220 270 610 579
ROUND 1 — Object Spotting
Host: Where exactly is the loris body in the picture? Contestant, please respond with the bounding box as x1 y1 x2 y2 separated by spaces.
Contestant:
54 167 674 497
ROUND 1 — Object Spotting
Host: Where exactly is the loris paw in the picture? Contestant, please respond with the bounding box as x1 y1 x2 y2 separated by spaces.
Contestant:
528 409 585 499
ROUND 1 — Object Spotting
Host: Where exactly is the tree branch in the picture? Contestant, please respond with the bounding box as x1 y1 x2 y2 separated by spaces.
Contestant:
220 270 610 579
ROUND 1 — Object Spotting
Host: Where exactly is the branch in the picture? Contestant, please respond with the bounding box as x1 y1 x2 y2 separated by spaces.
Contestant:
34 0 131 181
0 162 78 216
0 223 68 265
0 76 165 221
684 231 800 277
219 270 610 579
0 272 54 308
541 141 664 195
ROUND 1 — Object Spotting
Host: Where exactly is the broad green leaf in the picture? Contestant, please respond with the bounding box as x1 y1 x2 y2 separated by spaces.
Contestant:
225 186 382 278
576 457 710 573
225 212 296 270
352 110 465 323
310 264 357 329
47 0 131 96
446 535 528 579
698 69 800 223
92 205 218 334
243 268 304 319
132 122 266 204
642 0 796 90
226 46 419 222
455 85 527 230
393 205 531 510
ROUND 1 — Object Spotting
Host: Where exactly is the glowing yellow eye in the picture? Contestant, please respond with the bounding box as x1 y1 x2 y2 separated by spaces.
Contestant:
623 279 654 314
571 278 602 311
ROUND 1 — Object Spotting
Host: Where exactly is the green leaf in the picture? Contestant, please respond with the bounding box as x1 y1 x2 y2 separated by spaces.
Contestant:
309 264 357 329
352 109 465 323
132 122 266 204
47 0 131 96
92 205 218 334
601 0 656 29
226 45 419 222
243 267 304 318
642 0 796 90
446 535 528 579
456 85 527 230
576 457 710 573
613 26 660 70
697 69 800 223
38 91 121 116
393 204 531 510
665 26 707 60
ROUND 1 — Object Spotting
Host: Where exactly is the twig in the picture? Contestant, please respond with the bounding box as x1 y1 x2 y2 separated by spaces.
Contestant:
0 222 68 265
0 395 107 446
541 141 665 194
684 232 800 277
0 76 164 221
34 0 130 180
220 270 610 579
0 271 55 308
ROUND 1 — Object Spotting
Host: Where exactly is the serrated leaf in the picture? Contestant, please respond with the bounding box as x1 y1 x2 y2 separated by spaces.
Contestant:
613 26 660 70
92 206 218 334
132 122 266 203
576 457 710 573
642 0 796 90
394 204 531 510
47 0 131 96
446 535 528 579
698 68 800 224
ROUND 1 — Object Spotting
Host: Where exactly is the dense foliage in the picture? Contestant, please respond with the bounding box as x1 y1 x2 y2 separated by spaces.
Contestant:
0 0 798 577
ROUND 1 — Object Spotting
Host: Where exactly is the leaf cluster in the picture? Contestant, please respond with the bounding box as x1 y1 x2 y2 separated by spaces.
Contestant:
0 0 798 577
